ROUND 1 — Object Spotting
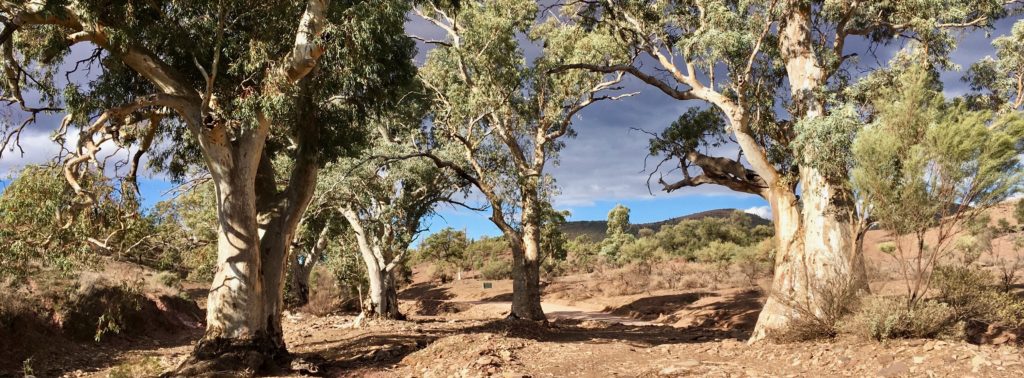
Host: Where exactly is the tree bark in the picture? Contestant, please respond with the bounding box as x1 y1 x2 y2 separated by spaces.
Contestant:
363 266 402 319
751 174 866 341
508 194 546 321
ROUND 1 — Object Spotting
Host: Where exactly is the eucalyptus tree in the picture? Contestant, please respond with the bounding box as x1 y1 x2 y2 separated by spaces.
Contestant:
559 0 1021 340
0 0 415 371
414 0 631 320
965 19 1024 110
322 143 467 319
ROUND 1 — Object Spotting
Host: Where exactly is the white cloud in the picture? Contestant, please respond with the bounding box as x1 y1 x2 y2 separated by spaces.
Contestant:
744 206 772 220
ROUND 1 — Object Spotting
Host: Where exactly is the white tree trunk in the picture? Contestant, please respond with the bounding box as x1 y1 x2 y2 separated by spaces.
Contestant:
204 169 267 343
750 3 866 340
509 195 545 321
343 209 404 319
290 225 328 306
751 176 865 341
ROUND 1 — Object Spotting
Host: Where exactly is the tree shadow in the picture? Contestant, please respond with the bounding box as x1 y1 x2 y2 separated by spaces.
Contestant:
295 325 456 376
476 292 513 302
442 289 765 347
606 292 709 320
398 282 461 316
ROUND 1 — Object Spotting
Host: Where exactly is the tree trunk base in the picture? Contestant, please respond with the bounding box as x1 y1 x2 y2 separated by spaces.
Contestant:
165 335 287 378
507 306 547 322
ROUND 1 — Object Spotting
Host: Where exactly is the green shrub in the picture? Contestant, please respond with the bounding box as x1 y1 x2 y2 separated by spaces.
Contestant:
933 265 1024 327
480 259 512 280
732 239 774 282
847 296 958 340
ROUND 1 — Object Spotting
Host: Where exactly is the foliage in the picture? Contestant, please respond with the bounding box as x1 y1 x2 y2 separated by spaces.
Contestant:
605 204 631 237
0 165 149 283
933 265 1024 328
847 296 958 341
148 182 218 282
417 228 470 282
964 20 1024 110
851 60 1024 306
479 259 513 280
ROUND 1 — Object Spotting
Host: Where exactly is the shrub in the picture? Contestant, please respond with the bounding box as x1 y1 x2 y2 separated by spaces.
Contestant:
772 273 861 342
933 265 1024 328
733 239 774 283
480 259 512 280
301 267 358 316
847 296 958 340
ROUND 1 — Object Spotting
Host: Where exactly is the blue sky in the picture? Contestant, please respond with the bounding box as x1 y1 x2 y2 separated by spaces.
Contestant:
1 12 1021 242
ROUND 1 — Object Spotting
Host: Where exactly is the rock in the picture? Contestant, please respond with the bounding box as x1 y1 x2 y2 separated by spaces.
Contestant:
499 349 514 361
971 354 990 373
659 366 685 376
477 356 500 366
923 341 936 351
912 356 925 364
877 360 910 378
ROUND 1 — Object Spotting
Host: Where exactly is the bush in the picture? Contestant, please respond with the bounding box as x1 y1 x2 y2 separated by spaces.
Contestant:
933 265 1024 328
847 296 958 340
733 239 774 283
479 259 512 280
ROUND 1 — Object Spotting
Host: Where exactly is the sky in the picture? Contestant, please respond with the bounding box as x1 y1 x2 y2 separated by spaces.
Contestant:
0 10 1021 241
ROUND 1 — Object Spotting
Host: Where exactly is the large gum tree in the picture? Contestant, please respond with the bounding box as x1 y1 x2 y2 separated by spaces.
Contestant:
559 0 1021 341
414 0 631 320
0 0 415 373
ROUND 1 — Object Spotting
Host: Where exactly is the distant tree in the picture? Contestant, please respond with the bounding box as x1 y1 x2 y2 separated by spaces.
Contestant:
419 228 470 281
287 221 333 307
851 61 1024 308
601 204 634 261
606 204 631 237
303 119 468 319
1015 200 1024 227
149 182 219 282
541 206 571 264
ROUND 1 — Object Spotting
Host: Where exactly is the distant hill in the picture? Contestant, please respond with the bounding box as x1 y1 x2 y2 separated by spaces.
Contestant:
560 208 772 242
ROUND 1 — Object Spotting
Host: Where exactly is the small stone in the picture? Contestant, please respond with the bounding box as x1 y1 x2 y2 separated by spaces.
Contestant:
913 356 926 364
499 350 514 361
476 356 500 366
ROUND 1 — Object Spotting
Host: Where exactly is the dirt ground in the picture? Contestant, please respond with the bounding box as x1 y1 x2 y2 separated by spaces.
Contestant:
15 202 1024 377
35 272 1017 378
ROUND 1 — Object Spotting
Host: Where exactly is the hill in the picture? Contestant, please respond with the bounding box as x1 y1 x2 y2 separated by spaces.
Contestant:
560 208 772 242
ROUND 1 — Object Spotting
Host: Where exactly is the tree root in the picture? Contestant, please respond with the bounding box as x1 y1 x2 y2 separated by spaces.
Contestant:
163 335 287 378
